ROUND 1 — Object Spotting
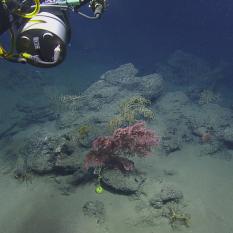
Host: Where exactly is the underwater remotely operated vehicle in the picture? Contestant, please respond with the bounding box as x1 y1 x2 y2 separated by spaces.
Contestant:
0 0 108 68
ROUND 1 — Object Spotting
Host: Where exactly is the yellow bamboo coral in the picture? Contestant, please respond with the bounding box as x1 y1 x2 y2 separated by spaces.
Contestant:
108 116 124 132
120 96 151 110
121 111 136 125
78 125 91 139
120 96 155 121
167 207 191 229
108 96 155 131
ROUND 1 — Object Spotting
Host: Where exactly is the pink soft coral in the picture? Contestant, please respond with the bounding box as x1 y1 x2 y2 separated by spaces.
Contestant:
112 121 160 156
84 121 160 171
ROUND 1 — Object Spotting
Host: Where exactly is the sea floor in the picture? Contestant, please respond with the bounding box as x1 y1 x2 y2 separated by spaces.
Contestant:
0 143 232 233
0 52 233 233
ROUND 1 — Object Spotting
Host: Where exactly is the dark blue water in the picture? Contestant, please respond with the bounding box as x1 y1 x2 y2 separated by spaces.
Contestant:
56 0 233 89
70 0 233 69
1 0 233 86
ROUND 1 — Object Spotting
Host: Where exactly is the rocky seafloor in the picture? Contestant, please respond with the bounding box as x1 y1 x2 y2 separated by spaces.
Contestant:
0 50 233 230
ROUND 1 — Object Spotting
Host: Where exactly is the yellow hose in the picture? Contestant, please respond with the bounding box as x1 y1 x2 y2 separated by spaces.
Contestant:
0 46 7 57
16 0 40 18
0 28 15 58
0 0 40 59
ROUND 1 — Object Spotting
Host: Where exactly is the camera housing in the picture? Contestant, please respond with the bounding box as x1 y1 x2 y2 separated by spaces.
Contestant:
16 9 71 67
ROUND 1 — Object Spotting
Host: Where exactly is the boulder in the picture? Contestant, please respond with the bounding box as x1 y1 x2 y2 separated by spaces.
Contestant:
101 169 145 195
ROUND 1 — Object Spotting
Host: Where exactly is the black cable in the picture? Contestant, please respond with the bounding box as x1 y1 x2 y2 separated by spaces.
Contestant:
77 11 100 19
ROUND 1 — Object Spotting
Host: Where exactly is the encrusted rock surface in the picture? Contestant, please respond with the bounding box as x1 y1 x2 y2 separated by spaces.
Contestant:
160 185 183 203
100 64 163 100
19 135 81 175
221 127 233 147
149 185 183 208
156 91 233 156
101 169 146 194
57 63 164 129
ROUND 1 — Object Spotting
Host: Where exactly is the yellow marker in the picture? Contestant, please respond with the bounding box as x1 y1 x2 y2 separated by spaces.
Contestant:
95 185 104 194
0 46 5 56
21 53 32 59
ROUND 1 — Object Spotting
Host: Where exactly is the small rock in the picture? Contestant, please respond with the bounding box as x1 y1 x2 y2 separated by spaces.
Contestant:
101 169 145 195
83 201 105 224
222 127 233 148
149 195 163 209
162 136 181 154
160 185 183 203
199 140 222 156
163 169 177 176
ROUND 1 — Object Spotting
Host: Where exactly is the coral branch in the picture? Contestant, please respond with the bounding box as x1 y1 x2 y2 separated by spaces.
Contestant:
84 121 160 171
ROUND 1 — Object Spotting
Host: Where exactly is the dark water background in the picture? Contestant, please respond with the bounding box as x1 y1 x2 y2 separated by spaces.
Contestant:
71 0 233 69
1 0 233 88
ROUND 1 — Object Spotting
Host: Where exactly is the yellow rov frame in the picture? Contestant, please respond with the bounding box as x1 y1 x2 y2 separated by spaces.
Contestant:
0 0 40 59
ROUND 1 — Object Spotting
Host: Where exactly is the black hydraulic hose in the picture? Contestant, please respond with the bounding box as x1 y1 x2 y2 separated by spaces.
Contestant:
94 4 103 18
30 45 61 66
77 11 101 19
76 3 103 19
